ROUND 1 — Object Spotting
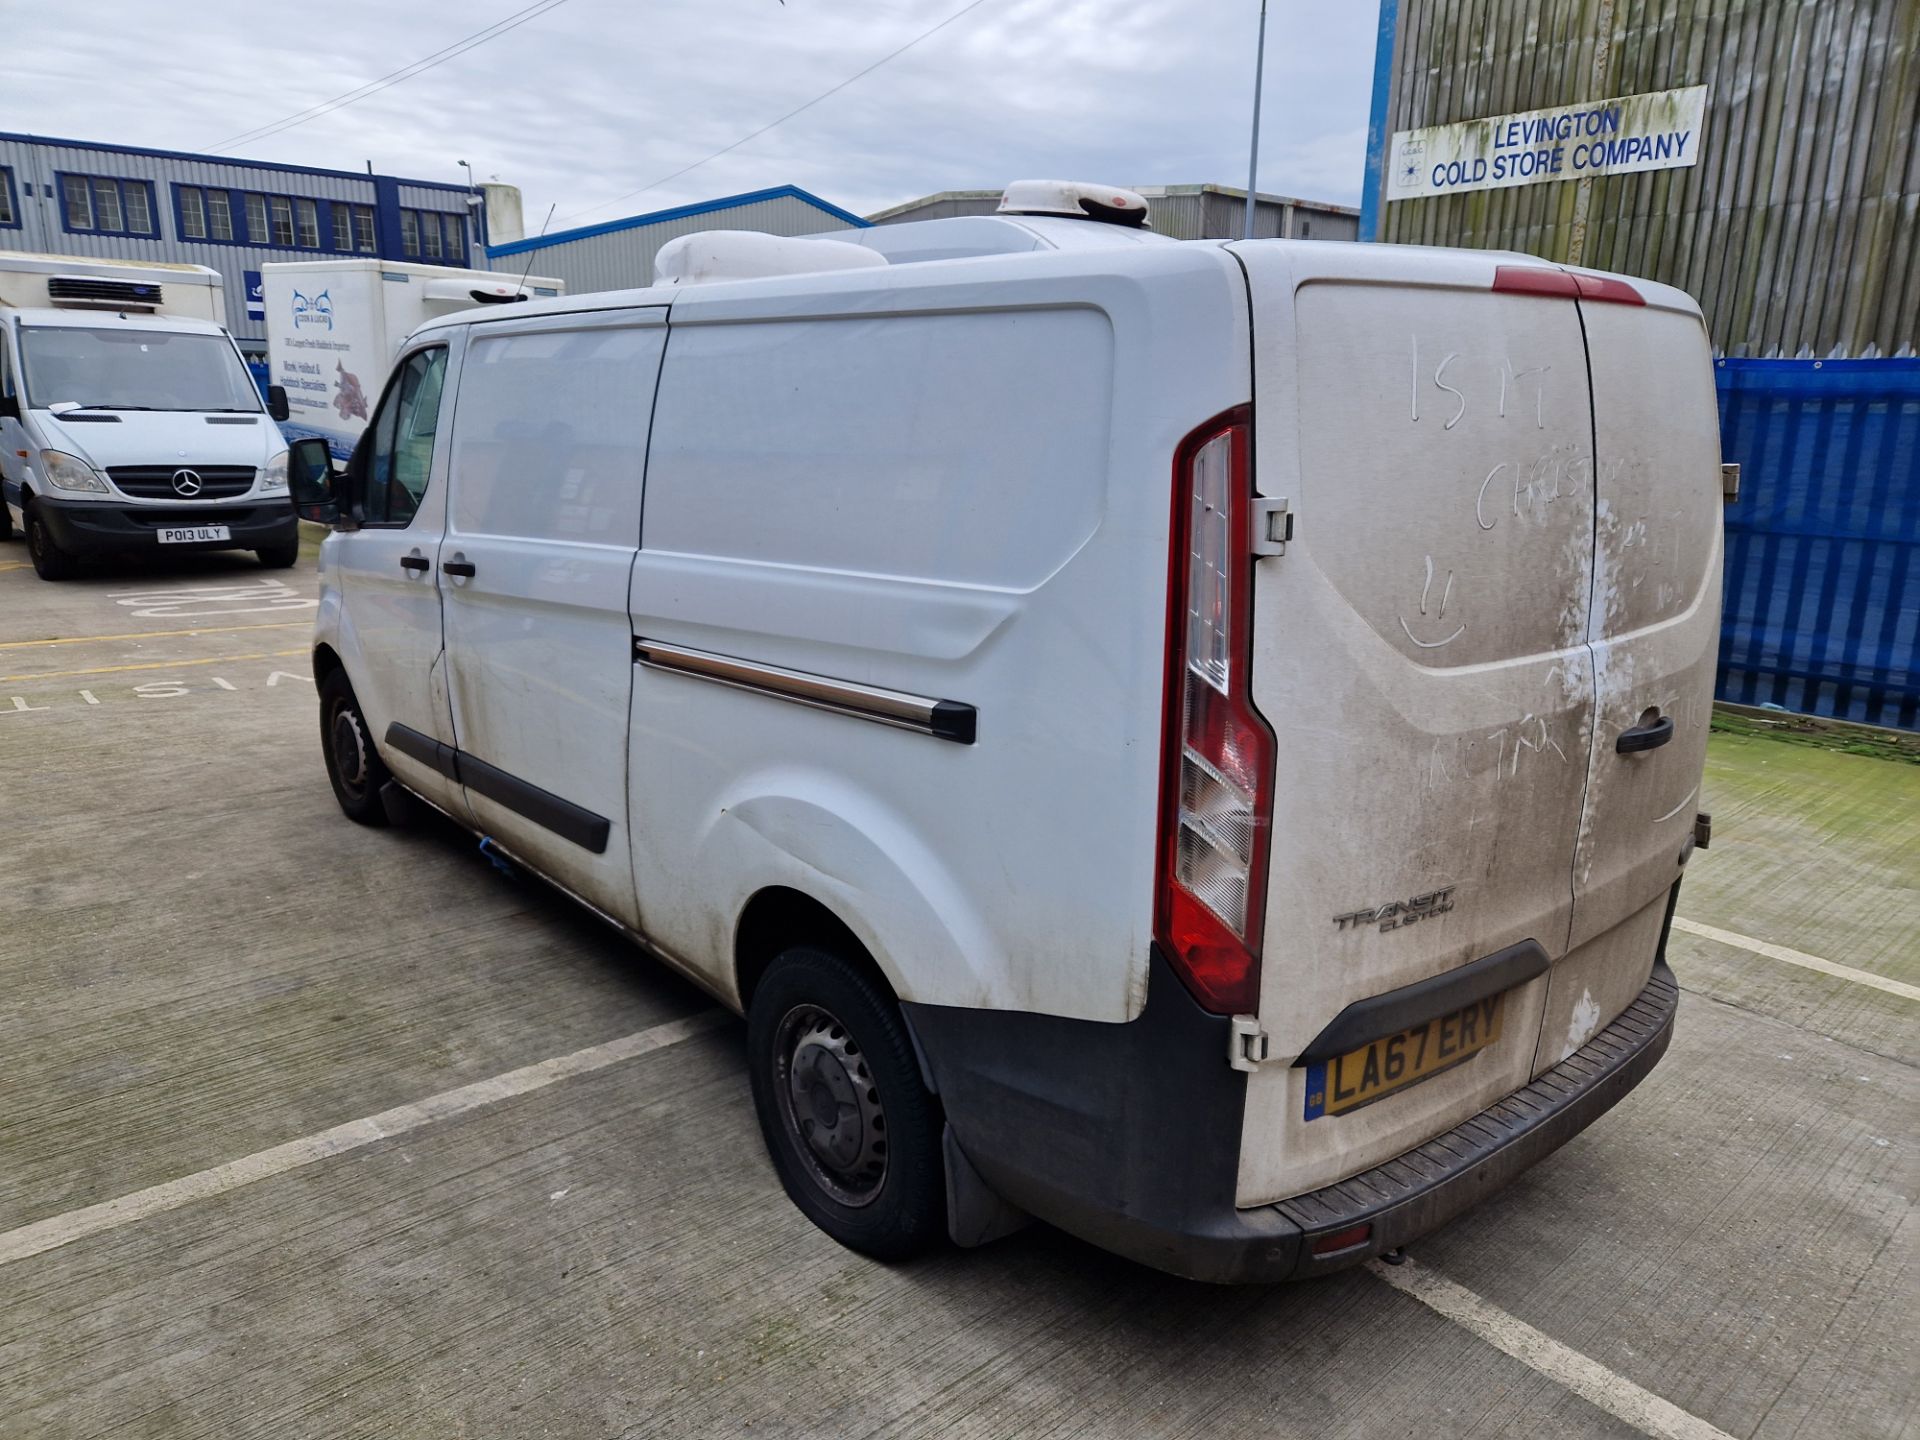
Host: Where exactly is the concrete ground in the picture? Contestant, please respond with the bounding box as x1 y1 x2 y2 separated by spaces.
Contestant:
0 540 1913 1440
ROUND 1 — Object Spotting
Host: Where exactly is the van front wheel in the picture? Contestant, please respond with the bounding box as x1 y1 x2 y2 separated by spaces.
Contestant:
26 506 76 580
319 669 392 827
747 946 945 1262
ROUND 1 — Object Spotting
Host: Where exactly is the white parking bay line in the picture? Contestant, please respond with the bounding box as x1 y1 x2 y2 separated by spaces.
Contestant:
1367 1257 1737 1440
1672 917 1920 1002
0 1009 730 1268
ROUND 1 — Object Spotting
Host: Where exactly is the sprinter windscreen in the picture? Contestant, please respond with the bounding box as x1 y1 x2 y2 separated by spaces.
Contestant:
20 326 261 413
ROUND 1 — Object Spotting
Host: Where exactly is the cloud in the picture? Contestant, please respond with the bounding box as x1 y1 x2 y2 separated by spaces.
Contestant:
1 0 1375 228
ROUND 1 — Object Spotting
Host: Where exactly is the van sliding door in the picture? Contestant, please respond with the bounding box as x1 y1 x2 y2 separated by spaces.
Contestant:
437 309 668 928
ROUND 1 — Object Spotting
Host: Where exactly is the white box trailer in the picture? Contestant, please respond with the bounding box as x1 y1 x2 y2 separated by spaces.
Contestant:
0 252 228 326
262 260 562 457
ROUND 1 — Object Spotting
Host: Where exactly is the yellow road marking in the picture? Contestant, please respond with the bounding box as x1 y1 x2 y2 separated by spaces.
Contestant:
0 561 32 573
2 648 307 682
0 620 310 651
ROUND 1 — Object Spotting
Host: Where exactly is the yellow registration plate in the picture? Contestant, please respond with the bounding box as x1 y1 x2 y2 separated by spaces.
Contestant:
1304 994 1506 1120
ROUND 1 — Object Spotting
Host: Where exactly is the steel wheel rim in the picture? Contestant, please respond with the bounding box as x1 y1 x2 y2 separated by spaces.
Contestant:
329 700 370 801
772 1002 888 1208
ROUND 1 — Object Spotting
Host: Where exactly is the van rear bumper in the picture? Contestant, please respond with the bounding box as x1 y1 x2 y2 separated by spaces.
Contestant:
32 495 298 554
905 952 1678 1284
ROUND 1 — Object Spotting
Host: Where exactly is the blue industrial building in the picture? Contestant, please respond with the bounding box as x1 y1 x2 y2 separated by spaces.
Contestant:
0 132 480 359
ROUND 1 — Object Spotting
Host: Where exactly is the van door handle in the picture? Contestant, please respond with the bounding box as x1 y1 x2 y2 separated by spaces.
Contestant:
399 554 430 572
1616 715 1674 754
442 559 477 578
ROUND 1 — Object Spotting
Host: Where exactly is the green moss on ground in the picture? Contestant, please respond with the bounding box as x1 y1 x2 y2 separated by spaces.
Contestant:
1711 706 1918 766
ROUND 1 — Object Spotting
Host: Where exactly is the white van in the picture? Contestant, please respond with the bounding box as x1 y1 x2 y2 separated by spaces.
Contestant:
288 184 1722 1281
0 254 295 579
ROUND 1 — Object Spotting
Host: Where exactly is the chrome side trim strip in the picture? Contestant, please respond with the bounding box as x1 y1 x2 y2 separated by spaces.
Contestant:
633 638 976 745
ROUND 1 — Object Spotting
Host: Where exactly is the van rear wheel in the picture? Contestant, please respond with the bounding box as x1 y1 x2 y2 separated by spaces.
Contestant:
747 946 945 1262
319 669 392 827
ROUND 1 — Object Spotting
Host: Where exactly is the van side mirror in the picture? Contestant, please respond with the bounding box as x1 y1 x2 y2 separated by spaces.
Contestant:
267 385 290 423
287 437 341 523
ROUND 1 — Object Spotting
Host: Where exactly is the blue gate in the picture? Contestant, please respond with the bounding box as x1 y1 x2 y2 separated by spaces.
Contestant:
1716 358 1919 731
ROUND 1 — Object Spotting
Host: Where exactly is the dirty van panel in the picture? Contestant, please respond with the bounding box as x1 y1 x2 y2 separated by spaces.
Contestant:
1552 291 1721 1064
1230 252 1600 1206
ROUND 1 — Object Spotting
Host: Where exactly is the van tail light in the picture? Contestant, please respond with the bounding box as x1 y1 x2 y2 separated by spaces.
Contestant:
1155 407 1276 1016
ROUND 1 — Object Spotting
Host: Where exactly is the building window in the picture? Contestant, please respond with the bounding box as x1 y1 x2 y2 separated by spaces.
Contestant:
60 174 157 237
331 202 376 254
207 189 234 241
399 208 466 262
179 185 207 239
0 167 17 228
179 184 343 250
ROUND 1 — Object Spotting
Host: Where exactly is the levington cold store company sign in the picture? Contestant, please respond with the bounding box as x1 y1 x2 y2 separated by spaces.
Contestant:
1389 85 1708 200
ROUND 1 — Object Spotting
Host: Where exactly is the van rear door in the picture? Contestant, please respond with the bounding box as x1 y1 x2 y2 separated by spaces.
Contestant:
1228 242 1601 1205
1544 282 1721 1072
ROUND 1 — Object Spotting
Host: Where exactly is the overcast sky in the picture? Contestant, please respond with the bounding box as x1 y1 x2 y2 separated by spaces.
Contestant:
3 0 1376 235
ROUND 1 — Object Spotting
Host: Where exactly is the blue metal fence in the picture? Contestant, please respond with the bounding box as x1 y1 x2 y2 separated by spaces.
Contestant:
1716 358 1919 731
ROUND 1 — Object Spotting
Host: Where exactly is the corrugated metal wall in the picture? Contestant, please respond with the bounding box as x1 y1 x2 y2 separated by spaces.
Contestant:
1374 0 1919 358
0 137 473 351
870 186 1359 241
489 195 858 294
1717 358 1918 728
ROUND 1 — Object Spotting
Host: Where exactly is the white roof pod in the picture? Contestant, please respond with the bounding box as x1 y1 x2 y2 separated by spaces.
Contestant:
419 275 538 316
996 180 1151 228
652 230 889 287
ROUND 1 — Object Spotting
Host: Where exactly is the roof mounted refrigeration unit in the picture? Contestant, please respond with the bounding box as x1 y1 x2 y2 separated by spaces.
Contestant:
652 231 890 286
996 180 1151 228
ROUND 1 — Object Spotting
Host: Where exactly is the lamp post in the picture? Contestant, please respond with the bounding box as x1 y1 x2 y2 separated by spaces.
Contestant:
458 159 483 256
1244 0 1268 240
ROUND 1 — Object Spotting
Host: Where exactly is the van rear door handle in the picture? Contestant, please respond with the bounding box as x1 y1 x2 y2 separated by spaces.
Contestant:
1616 715 1674 753
442 559 477 578
399 554 430 572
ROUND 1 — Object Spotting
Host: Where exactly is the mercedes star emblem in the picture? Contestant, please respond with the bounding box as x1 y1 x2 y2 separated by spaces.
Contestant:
171 469 204 497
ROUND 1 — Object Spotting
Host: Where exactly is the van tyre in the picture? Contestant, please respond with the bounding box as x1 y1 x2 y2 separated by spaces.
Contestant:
256 542 299 569
319 669 392 827
748 946 946 1262
25 505 76 580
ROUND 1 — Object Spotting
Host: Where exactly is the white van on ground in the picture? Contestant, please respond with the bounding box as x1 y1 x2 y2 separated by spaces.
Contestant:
0 254 296 579
286 183 1723 1281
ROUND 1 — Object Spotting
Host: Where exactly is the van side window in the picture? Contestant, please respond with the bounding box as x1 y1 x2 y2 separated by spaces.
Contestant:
362 347 447 527
448 324 662 544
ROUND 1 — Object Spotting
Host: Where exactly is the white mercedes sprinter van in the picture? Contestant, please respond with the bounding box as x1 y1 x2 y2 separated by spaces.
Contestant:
0 254 296 578
288 183 1722 1281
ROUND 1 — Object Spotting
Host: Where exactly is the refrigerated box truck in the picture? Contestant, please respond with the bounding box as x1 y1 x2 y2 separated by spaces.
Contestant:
0 253 298 578
262 260 562 457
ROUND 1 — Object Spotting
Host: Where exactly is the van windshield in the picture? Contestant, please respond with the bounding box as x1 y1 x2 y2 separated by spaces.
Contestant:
19 326 261 413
